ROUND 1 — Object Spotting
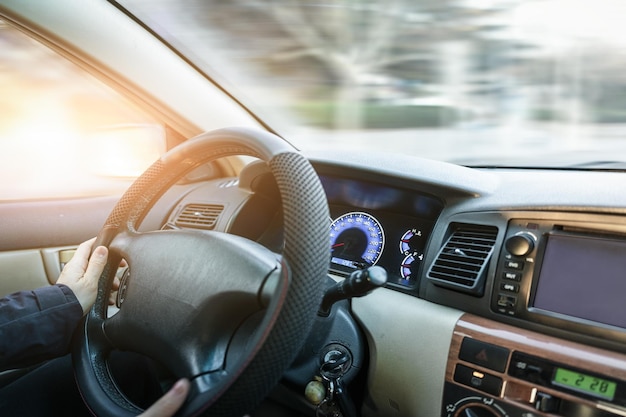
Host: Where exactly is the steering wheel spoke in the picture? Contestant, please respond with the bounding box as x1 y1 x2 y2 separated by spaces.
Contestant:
106 229 287 376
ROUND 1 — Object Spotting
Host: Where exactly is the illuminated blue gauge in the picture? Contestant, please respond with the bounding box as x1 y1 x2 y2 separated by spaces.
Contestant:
330 212 385 269
399 228 424 256
400 253 424 282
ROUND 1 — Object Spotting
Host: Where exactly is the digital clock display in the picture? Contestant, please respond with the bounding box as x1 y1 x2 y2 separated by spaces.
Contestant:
552 368 617 400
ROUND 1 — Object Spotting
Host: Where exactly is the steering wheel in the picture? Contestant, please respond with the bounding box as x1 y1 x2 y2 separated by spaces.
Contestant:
72 127 330 416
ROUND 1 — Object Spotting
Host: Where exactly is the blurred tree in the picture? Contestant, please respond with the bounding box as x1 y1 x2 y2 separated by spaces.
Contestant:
190 0 505 128
125 0 593 130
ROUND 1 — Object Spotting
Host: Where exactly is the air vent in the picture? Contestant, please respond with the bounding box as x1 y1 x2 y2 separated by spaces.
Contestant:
174 204 224 230
427 224 498 295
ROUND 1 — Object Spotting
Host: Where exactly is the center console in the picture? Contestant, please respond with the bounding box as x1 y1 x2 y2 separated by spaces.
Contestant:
492 218 626 347
421 211 626 416
443 314 626 417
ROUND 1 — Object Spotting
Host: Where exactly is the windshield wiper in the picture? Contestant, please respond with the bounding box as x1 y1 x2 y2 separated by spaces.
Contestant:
467 163 626 172
564 160 626 170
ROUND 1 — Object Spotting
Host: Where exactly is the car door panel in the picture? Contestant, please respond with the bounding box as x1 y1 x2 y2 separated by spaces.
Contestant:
0 197 117 297
0 197 117 253
0 250 49 297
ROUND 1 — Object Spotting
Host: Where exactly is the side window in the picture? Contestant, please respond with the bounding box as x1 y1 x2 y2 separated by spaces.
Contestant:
0 19 165 200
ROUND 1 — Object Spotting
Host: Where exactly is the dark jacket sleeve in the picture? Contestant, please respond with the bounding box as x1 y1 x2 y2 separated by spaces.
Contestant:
0 284 83 371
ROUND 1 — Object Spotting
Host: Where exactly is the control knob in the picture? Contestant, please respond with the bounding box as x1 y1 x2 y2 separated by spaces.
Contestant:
446 397 508 417
455 405 499 417
504 233 535 257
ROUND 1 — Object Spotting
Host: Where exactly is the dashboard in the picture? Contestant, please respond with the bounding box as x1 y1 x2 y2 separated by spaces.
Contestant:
160 152 626 417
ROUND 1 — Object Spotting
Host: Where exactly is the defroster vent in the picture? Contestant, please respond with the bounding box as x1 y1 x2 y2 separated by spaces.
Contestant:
175 204 223 230
427 224 498 295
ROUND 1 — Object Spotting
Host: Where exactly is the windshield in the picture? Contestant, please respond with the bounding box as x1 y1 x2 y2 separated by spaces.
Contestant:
118 0 626 168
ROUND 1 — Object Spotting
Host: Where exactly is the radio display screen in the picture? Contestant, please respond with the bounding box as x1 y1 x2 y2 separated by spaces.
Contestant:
532 232 626 329
552 367 617 400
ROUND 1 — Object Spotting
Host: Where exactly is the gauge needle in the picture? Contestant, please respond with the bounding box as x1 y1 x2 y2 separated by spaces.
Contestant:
331 242 345 248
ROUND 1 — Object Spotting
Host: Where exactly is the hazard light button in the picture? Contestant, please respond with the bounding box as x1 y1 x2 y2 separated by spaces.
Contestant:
459 337 510 373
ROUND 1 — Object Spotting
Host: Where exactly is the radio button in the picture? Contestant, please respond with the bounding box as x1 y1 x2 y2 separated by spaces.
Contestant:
508 353 550 385
500 282 519 293
502 271 521 281
504 260 524 270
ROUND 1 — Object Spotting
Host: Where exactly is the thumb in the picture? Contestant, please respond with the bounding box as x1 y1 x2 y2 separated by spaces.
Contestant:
84 246 108 284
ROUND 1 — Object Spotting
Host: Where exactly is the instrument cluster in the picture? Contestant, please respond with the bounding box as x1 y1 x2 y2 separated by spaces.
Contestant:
320 175 443 289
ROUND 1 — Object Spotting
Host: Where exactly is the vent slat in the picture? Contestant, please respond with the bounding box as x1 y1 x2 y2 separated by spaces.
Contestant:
432 261 482 272
175 204 224 230
427 224 498 295
439 253 487 263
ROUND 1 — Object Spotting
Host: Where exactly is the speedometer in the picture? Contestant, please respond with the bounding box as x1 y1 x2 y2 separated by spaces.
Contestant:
330 212 385 269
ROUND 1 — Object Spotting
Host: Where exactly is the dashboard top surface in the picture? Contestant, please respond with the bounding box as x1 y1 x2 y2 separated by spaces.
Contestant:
307 150 626 212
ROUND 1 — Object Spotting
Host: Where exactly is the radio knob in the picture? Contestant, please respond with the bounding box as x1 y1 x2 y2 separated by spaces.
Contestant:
505 234 535 257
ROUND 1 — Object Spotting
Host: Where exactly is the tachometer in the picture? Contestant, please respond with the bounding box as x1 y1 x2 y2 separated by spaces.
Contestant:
330 211 385 269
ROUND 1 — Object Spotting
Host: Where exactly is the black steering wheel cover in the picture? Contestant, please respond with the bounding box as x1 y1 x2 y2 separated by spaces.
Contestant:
209 151 331 414
73 127 330 416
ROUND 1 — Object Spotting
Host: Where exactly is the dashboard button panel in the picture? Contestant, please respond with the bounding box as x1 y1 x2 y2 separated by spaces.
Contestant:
445 314 626 417
492 220 543 317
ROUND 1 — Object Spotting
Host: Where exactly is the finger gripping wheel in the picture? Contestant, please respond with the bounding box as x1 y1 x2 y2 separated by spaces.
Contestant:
73 127 330 417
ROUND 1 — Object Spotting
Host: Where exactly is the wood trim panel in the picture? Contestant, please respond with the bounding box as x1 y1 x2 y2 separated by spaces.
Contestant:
446 313 626 416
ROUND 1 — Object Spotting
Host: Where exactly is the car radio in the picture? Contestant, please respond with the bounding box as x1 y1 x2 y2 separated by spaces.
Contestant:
509 351 626 406
491 219 626 344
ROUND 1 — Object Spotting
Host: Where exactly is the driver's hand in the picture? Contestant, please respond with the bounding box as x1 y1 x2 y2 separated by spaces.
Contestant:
139 379 190 417
58 240 189 416
57 238 108 314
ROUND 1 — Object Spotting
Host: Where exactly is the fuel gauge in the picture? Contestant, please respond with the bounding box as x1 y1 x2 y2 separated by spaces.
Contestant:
400 253 424 283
